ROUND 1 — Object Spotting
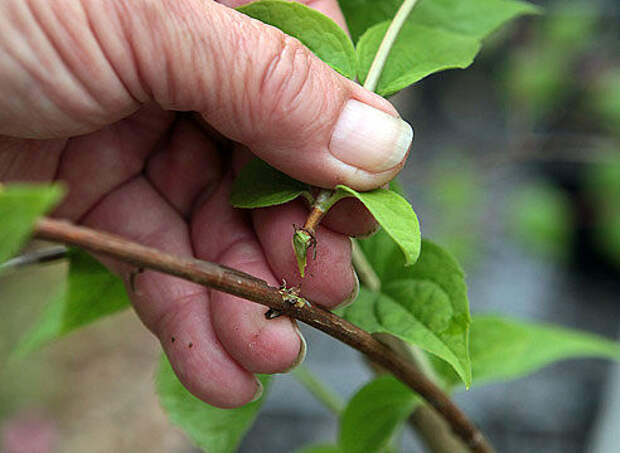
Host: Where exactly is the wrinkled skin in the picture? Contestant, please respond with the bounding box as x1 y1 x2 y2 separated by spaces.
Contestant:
0 0 407 407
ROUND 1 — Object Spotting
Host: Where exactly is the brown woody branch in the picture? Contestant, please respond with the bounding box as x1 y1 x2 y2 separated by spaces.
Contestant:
33 217 494 453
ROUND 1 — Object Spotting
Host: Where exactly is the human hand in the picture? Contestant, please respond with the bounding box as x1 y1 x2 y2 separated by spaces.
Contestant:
0 0 413 407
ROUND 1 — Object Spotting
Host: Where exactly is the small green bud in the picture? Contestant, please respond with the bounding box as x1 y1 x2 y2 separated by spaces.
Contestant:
292 228 313 278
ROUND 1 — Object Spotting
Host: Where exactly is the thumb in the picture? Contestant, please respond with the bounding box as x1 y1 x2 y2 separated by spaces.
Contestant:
1 0 413 190
119 0 413 190
192 1 414 190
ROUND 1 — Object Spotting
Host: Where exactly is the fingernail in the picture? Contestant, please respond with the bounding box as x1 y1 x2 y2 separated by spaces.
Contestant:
336 267 359 309
283 320 307 373
330 99 413 173
250 377 264 403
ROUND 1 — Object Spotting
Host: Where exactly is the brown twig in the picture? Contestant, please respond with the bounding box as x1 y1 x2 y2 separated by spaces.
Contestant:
32 217 493 453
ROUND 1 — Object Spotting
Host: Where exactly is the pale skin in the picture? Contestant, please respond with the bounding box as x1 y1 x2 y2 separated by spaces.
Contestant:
0 0 410 408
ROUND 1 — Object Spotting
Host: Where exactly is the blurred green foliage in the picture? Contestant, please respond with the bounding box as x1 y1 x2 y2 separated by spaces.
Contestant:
11 249 130 360
501 0 617 125
425 154 484 266
499 0 620 266
586 153 620 266
0 265 65 420
510 181 573 259
589 69 620 136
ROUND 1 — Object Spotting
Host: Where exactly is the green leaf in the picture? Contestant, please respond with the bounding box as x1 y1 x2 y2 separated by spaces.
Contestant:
156 354 270 453
339 0 539 43
434 316 620 388
339 376 419 453
349 0 539 96
0 184 63 264
337 0 401 43
296 445 341 453
231 159 311 209
344 235 472 387
238 0 357 79
354 218 408 284
12 249 130 358
346 287 471 388
357 20 481 96
407 0 540 39
359 229 466 292
335 186 420 266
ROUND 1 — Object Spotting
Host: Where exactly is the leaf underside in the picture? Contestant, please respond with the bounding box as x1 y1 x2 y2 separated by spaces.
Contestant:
231 158 311 209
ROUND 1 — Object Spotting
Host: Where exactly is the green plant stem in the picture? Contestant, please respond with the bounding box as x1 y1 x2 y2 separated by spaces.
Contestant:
32 216 494 453
291 365 345 415
351 239 382 291
363 0 419 92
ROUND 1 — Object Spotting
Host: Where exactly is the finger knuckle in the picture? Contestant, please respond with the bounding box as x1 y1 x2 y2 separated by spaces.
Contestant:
255 33 316 124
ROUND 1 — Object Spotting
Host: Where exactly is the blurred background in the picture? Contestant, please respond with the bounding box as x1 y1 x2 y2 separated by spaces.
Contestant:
1 0 619 451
